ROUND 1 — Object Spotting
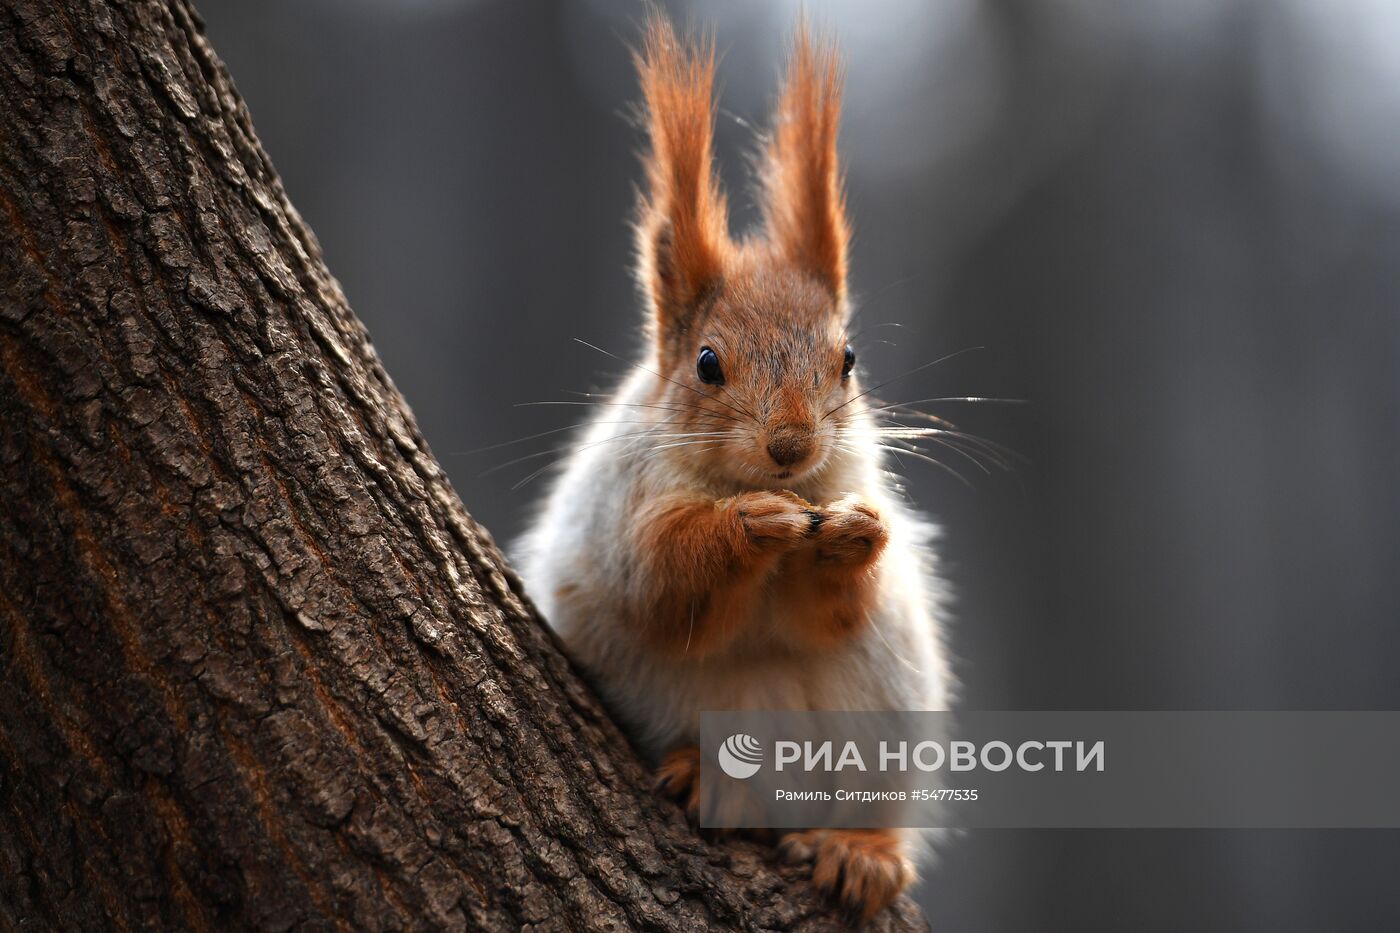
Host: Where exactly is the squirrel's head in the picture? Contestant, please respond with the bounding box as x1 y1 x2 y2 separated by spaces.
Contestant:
633 16 859 489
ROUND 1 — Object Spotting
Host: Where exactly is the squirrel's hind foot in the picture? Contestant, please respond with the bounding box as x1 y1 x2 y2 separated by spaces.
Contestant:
654 744 702 823
779 828 914 923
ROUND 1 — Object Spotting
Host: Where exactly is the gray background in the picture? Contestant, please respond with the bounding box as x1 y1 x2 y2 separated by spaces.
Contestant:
196 0 1400 929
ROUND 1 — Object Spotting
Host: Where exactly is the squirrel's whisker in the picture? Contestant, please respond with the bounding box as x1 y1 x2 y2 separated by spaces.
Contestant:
463 419 720 455
823 346 985 420
869 442 973 487
572 337 758 423
855 411 1023 467
516 398 739 424
485 426 696 477
851 427 1010 472
876 434 993 475
868 396 1026 414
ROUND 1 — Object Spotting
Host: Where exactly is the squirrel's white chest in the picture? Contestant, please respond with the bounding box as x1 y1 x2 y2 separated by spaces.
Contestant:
558 578 943 762
590 638 894 762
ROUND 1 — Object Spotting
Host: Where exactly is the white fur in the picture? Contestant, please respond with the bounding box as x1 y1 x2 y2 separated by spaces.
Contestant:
515 367 954 763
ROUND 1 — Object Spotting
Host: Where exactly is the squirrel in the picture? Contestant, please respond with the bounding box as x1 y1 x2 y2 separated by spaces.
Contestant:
516 14 952 921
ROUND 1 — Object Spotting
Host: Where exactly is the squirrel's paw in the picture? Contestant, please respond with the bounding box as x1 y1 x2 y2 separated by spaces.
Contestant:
812 497 888 568
727 490 819 552
654 745 701 822
779 829 913 922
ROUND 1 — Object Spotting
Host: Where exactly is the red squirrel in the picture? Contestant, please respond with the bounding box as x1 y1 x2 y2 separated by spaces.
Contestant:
518 15 951 921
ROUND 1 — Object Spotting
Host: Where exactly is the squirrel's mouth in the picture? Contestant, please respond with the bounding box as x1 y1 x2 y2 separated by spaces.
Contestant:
773 470 793 480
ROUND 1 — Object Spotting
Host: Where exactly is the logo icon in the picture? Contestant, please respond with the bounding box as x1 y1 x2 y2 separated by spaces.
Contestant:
718 733 763 779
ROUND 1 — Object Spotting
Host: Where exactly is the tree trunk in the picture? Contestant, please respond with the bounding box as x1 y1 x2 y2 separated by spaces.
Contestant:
0 2 927 930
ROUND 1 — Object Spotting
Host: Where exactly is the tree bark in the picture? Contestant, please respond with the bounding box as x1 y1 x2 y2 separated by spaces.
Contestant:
0 2 927 930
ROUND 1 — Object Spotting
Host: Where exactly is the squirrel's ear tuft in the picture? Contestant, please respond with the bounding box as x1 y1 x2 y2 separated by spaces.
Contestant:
634 15 731 335
760 17 850 305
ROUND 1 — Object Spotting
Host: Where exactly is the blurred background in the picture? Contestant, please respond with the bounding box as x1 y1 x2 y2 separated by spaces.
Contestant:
196 0 1400 929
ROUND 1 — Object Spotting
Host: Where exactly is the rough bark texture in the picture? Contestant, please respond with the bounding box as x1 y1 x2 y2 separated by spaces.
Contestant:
0 2 928 930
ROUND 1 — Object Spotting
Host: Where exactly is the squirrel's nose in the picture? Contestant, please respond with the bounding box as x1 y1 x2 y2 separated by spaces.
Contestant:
766 428 813 468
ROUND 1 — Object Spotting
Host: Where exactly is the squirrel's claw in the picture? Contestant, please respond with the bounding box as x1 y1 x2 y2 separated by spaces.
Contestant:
654 745 702 823
780 829 914 923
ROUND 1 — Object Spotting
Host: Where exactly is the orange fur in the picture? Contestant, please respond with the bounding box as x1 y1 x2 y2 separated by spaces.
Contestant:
780 828 916 921
628 18 908 918
760 18 851 303
658 744 772 833
521 15 942 923
654 744 702 821
631 489 886 656
635 17 732 331
771 497 889 650
631 489 818 658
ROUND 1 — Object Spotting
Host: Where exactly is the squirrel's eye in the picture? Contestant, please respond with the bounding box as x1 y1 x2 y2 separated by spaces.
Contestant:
841 344 856 379
697 347 725 385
